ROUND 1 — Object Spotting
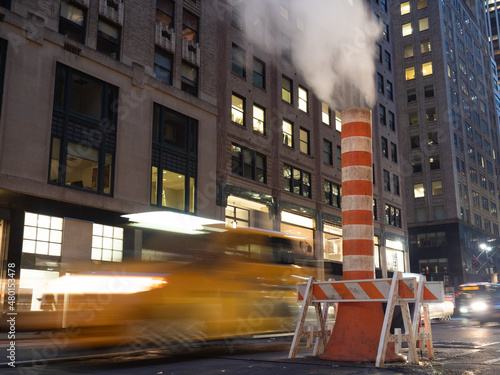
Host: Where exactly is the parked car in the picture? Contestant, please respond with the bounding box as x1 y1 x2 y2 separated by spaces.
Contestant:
456 282 500 325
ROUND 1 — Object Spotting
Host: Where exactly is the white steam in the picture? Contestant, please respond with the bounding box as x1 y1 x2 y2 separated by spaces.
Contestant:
240 0 381 108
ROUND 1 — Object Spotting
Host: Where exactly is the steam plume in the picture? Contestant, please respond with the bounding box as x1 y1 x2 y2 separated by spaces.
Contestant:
240 0 381 108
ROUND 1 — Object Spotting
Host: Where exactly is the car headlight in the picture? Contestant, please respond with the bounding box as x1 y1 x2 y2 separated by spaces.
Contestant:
471 301 488 311
459 306 469 313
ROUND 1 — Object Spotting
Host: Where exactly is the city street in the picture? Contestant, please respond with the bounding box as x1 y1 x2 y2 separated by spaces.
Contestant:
3 319 500 374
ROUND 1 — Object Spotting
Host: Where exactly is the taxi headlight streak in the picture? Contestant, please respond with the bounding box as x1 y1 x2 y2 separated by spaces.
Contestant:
470 301 488 312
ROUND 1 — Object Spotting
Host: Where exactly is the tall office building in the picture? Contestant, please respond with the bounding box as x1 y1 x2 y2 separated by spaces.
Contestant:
393 0 500 291
0 0 407 313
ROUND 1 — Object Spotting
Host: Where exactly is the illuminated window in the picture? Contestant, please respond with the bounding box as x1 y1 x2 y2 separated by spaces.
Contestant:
282 76 292 104
402 22 412 36
405 66 415 80
92 224 124 262
50 64 117 196
151 104 197 212
253 104 265 134
419 17 429 31
414 183 425 198
182 10 198 42
322 102 330 125
300 128 310 155
401 1 410 15
156 0 174 28
335 110 342 132
283 119 293 147
298 86 308 112
418 0 427 9
59 0 86 44
432 181 443 195
22 212 63 256
231 94 245 126
422 61 433 76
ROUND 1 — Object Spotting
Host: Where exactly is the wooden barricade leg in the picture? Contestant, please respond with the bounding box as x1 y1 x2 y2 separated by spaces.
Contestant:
289 276 315 359
423 304 434 360
400 300 418 364
376 271 400 368
313 301 332 356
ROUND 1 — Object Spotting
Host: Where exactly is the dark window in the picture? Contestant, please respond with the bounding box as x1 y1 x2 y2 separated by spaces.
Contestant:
154 47 173 85
0 1 11 10
323 139 333 165
181 62 198 96
391 142 398 163
428 132 439 146
324 180 341 208
377 73 384 94
97 18 120 60
253 57 265 89
388 111 395 131
411 136 420 149
50 64 118 196
156 0 174 28
387 81 393 100
383 169 391 192
407 89 417 103
231 0 243 29
430 155 440 170
381 136 388 158
59 0 86 44
232 44 246 78
412 158 422 173
284 164 311 198
383 22 389 41
231 143 266 183
424 84 434 98
385 204 402 228
379 104 386 125
384 50 391 70
151 103 198 212
182 10 199 42
393 174 400 195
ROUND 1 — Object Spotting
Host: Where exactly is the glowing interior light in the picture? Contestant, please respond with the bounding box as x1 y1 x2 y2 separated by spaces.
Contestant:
122 211 225 234
43 274 167 295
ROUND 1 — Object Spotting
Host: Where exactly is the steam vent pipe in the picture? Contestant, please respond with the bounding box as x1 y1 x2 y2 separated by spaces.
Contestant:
319 108 401 362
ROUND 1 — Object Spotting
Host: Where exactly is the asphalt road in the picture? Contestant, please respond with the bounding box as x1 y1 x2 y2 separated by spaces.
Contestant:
3 319 500 374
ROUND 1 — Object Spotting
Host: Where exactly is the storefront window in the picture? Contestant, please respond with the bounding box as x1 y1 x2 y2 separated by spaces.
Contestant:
323 223 342 262
281 211 314 258
386 238 405 272
91 224 124 262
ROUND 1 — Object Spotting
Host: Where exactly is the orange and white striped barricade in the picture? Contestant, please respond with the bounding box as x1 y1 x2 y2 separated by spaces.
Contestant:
288 271 444 368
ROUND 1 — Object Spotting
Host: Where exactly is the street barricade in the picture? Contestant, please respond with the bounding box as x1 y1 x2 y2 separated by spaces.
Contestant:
288 271 444 367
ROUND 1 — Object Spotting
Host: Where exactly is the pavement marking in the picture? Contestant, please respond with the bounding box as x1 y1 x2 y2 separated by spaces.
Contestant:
484 357 500 364
478 342 500 347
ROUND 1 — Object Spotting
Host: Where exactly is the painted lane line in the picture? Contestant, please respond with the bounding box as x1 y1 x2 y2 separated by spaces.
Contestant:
484 357 500 364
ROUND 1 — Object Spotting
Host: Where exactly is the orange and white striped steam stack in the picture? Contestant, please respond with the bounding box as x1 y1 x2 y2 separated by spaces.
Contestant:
319 108 401 362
